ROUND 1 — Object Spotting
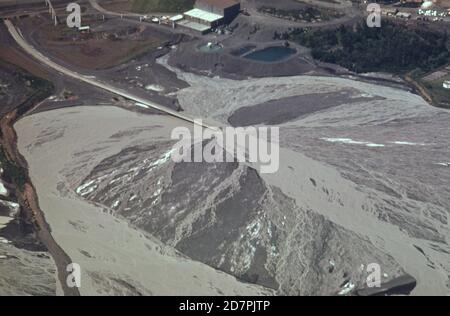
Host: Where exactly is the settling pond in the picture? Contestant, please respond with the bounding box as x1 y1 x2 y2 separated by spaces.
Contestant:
243 46 297 62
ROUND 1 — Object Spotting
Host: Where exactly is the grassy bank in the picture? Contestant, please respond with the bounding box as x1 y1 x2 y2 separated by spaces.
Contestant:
0 148 27 191
289 21 450 74
16 75 54 116
416 71 450 108
0 60 54 191
285 20 450 107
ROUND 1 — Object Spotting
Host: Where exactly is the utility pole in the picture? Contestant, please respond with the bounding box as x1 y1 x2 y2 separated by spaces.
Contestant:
44 0 58 25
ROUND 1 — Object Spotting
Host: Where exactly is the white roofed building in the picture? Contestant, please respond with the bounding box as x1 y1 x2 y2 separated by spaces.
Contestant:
179 0 240 33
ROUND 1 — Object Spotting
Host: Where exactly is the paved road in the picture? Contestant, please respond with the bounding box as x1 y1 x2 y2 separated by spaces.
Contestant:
88 0 143 18
88 0 179 18
4 19 219 131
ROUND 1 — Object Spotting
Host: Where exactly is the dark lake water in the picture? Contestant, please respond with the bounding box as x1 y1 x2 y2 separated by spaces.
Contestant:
230 45 257 56
244 46 296 62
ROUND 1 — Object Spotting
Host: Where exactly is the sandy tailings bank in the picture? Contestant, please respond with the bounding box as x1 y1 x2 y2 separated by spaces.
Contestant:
16 105 407 296
15 106 273 296
156 55 450 295
15 64 450 295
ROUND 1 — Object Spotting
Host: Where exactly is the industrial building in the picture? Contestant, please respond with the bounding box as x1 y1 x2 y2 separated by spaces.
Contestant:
194 0 241 23
178 0 241 33
183 8 224 28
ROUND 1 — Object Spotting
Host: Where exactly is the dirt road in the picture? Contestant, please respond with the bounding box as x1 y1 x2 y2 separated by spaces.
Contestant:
4 19 219 131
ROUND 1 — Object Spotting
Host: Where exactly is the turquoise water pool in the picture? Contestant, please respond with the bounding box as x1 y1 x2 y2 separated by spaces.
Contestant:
244 46 296 62
198 43 223 53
